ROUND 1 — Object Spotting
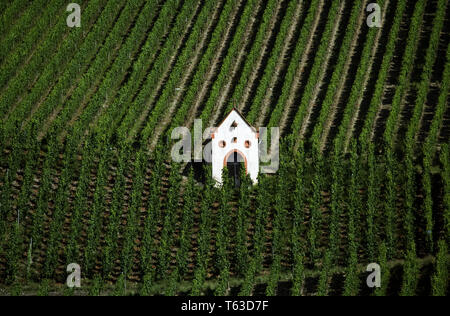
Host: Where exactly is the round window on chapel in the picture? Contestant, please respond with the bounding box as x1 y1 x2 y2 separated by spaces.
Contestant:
245 140 251 148
219 140 226 148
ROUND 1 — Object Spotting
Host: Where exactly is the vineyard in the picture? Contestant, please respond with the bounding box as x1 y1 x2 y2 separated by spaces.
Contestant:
0 0 449 296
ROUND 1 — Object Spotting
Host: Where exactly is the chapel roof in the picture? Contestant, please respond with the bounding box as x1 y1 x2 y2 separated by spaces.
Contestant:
216 107 257 133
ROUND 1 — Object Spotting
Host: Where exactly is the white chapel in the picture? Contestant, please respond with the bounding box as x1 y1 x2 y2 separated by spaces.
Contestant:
211 108 259 185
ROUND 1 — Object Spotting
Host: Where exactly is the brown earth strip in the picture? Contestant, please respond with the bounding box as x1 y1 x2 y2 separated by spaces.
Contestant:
319 0 370 152
278 0 326 135
342 0 390 152
236 0 285 113
298 0 347 139
254 0 306 128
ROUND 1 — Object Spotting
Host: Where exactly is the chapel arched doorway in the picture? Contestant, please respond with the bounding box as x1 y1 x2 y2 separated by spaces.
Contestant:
224 150 247 188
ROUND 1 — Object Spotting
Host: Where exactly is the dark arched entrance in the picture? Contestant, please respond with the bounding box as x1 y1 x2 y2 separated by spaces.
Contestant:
224 150 247 187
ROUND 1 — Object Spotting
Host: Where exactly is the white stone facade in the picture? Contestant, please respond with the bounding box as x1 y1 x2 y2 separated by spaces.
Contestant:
211 109 259 185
